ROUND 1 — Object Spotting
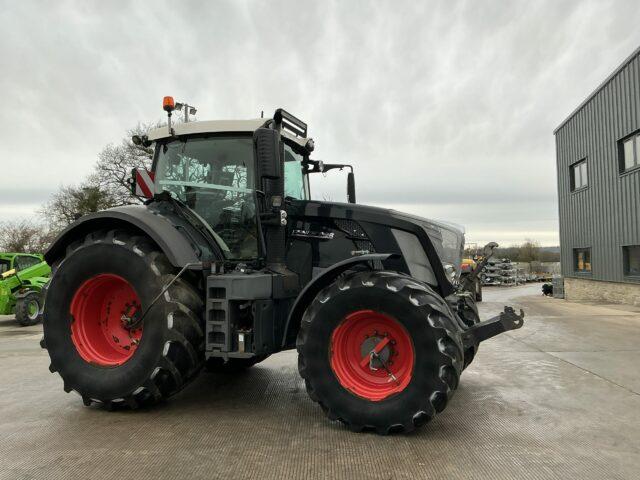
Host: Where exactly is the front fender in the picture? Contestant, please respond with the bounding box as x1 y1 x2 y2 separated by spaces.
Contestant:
281 253 399 348
14 278 49 297
44 205 202 268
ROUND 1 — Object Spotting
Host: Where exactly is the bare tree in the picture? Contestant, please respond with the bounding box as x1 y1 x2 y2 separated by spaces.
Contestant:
488 240 553 262
0 219 55 253
518 239 541 262
40 184 119 231
90 123 158 206
39 123 163 232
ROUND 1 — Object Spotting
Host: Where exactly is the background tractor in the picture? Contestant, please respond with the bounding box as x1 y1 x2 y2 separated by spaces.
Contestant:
41 99 523 434
0 253 51 326
459 257 482 301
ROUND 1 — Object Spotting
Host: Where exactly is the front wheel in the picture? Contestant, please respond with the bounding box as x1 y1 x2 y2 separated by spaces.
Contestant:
15 291 42 326
297 271 463 434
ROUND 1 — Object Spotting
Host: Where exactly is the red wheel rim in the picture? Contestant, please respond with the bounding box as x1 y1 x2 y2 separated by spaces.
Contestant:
330 310 414 401
70 274 143 367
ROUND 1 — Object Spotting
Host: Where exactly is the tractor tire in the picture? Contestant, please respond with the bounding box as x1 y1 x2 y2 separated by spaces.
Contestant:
460 274 482 302
15 291 42 326
42 229 204 409
297 270 463 434
458 295 480 328
205 354 270 373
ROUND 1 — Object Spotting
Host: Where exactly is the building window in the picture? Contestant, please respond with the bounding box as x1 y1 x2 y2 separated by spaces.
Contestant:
619 131 640 173
570 159 588 191
573 247 591 273
623 245 640 277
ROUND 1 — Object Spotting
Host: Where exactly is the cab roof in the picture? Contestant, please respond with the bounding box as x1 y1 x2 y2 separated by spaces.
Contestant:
147 119 309 148
0 253 43 260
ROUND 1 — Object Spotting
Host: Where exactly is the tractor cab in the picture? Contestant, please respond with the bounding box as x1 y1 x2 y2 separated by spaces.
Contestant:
145 116 313 262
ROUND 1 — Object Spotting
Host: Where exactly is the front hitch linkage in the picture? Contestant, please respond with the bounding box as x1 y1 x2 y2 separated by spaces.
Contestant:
461 306 525 349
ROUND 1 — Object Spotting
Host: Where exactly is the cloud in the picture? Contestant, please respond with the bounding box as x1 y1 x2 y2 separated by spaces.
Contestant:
0 187 51 206
1 0 640 245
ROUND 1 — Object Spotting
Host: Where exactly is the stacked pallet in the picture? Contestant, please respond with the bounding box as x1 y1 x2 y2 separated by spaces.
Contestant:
480 258 522 286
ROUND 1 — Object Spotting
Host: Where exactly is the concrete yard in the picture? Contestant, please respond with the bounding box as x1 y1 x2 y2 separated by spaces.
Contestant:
1 283 639 479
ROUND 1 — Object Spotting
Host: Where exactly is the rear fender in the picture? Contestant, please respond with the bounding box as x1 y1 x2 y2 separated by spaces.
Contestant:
281 253 399 348
44 205 201 268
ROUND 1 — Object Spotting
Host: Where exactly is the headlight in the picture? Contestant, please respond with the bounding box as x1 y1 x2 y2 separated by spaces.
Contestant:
442 263 457 282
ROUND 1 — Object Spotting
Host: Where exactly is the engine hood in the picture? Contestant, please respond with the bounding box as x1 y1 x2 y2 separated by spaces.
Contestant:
387 209 465 271
294 200 465 272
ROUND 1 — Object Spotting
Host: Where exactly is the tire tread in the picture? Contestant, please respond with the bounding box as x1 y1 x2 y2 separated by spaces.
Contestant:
43 229 204 410
297 270 463 434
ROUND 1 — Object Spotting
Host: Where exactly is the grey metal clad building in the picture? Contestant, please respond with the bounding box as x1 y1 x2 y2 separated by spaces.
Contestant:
555 46 640 305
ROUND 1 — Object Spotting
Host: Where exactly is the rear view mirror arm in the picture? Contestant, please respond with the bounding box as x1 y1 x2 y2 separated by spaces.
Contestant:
302 160 356 203
302 159 353 174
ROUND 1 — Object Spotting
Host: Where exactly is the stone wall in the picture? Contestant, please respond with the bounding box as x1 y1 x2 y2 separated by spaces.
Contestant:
564 277 640 306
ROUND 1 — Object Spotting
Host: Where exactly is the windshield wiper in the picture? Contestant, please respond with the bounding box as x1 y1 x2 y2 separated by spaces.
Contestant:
159 192 228 261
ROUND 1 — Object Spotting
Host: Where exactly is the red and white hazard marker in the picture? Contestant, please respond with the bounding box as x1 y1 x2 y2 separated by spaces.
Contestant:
135 169 155 198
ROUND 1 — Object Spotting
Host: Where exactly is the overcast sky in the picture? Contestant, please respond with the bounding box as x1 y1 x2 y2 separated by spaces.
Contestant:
2 0 640 246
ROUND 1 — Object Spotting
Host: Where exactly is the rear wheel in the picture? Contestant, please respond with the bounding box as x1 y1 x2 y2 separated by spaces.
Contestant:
42 230 204 409
297 270 463 434
15 291 42 326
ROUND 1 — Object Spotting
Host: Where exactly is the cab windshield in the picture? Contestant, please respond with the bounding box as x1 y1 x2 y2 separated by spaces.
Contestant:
154 136 258 260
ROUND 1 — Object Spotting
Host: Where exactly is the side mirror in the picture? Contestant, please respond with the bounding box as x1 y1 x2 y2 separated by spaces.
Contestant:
254 128 282 180
130 168 155 199
347 172 356 204
482 242 499 259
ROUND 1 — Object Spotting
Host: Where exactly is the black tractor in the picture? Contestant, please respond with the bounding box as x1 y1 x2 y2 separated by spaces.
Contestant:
41 99 523 434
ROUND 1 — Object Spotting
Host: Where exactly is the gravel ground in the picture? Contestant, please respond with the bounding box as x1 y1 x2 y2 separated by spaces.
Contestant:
0 283 639 479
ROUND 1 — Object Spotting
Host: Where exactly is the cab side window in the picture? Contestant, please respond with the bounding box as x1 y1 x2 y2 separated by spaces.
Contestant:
283 143 309 200
14 256 40 271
